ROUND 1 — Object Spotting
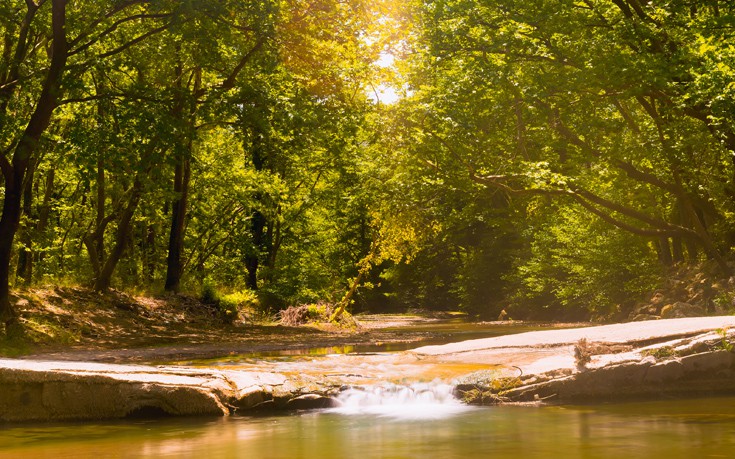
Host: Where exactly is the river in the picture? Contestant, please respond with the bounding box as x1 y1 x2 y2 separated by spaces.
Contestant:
2 395 735 458
2 319 734 457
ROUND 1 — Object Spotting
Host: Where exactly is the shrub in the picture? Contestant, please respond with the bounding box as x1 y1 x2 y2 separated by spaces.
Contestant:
200 284 259 324
219 290 259 324
278 302 355 327
201 282 220 305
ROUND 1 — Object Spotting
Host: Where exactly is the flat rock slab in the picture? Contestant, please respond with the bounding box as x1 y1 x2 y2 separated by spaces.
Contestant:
408 316 735 375
0 359 290 422
413 316 735 355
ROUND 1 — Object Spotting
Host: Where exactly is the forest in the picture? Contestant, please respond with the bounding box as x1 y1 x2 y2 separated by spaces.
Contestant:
1 0 734 326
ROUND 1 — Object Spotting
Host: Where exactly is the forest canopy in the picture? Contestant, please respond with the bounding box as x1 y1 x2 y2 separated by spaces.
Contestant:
1 0 734 323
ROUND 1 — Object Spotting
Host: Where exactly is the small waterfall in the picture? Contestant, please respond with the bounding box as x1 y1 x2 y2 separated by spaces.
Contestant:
327 381 471 419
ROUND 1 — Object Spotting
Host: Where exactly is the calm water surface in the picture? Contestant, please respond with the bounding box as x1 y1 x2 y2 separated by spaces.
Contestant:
183 319 587 365
2 396 735 458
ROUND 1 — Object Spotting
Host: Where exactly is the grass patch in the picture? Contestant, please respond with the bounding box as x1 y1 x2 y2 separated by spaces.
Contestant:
0 317 80 357
716 328 734 352
641 346 679 360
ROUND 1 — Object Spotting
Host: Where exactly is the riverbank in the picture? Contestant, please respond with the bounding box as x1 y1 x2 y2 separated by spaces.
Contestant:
0 286 585 363
0 287 461 361
2 316 734 422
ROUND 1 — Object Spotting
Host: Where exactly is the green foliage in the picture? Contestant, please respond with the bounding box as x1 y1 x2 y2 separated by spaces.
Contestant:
373 0 735 319
201 284 259 324
201 283 220 306
716 328 734 353
714 292 735 314
507 202 662 320
219 290 259 324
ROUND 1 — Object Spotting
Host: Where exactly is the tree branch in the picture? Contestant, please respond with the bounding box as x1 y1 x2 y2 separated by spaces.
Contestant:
97 22 172 60
69 13 173 57
219 37 267 91
569 192 681 237
67 0 149 48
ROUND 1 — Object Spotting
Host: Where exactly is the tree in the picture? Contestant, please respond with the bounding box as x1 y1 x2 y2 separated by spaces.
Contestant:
0 1 193 319
0 0 67 323
162 0 271 292
379 0 735 317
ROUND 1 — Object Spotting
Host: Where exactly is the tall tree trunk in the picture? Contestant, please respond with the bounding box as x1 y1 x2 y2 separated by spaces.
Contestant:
93 174 146 291
164 62 199 292
94 154 106 266
242 123 275 291
144 223 156 282
0 168 25 323
0 0 67 324
82 156 109 282
244 210 266 290
266 215 282 271
16 159 36 284
164 155 191 291
34 168 55 271
657 236 673 267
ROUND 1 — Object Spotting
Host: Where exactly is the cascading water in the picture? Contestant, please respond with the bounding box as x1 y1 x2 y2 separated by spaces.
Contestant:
327 381 473 420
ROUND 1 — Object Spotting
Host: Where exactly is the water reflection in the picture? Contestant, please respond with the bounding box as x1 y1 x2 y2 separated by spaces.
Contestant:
3 397 735 458
177 320 587 366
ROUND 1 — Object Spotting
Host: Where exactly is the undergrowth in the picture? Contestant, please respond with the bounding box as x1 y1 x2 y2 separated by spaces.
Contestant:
278 302 357 329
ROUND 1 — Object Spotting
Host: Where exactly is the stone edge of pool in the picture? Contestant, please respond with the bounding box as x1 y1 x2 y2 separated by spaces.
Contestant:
2 316 735 422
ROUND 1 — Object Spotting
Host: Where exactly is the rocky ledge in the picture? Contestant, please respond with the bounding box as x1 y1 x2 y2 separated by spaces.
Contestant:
0 360 339 422
2 316 735 422
410 315 735 405
454 329 735 404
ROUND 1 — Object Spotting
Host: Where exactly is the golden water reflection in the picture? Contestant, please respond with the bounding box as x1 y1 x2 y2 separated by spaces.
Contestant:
3 396 735 458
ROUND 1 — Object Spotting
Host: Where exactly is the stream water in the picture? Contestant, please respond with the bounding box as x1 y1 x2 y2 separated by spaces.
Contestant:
2 395 735 458
3 319 735 457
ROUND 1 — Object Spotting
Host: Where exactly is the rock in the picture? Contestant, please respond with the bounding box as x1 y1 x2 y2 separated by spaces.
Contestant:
660 302 705 319
644 359 684 383
4 316 735 422
286 394 337 410
687 292 703 305
0 360 318 422
232 389 271 411
497 349 735 404
651 292 666 305
628 303 659 321
659 304 675 319
0 367 231 422
631 313 660 322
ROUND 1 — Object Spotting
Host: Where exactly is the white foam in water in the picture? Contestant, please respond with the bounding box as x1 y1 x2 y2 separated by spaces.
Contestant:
327 381 472 420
